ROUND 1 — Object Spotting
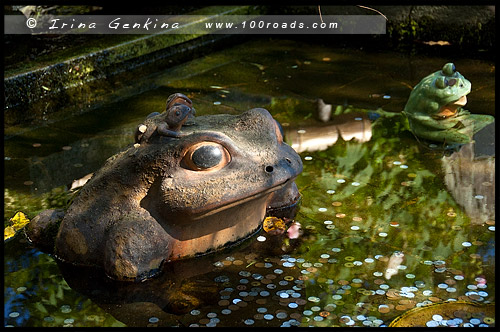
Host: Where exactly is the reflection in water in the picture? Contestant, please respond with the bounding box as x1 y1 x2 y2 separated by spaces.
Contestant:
284 113 372 153
55 226 304 327
441 123 495 225
384 251 405 280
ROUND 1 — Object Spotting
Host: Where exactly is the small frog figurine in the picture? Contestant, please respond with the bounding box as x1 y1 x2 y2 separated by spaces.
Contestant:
402 63 494 144
135 93 196 143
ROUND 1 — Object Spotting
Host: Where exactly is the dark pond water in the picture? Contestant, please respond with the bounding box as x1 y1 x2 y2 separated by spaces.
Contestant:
4 38 495 327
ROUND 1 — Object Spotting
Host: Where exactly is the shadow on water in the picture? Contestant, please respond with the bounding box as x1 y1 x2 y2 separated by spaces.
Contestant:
4 38 495 327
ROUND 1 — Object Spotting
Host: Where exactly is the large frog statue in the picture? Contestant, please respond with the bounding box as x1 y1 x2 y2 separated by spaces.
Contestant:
402 63 494 144
26 95 303 281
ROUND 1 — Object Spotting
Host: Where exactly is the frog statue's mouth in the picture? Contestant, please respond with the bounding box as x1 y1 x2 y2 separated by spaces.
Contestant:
187 178 301 222
265 180 301 219
437 94 468 119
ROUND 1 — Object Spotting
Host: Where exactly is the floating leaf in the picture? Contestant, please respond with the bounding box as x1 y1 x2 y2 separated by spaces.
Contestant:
263 216 286 235
4 212 31 241
10 211 31 231
4 226 16 241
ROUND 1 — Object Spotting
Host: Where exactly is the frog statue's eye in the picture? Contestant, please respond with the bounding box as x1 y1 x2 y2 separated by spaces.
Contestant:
435 76 448 89
447 78 457 86
182 142 231 171
442 63 456 76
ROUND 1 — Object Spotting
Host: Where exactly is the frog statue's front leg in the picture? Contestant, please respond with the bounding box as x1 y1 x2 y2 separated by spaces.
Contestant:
103 211 173 281
405 109 475 144
156 122 187 139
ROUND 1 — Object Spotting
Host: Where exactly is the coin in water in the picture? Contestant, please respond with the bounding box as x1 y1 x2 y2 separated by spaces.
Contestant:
274 312 286 320
218 300 230 306
296 299 307 305
470 318 481 325
308 296 320 303
234 302 246 309
378 305 390 314
426 320 439 327
432 314 443 321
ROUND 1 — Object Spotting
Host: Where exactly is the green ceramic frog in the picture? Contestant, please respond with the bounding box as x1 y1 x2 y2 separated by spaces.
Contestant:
402 63 493 144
